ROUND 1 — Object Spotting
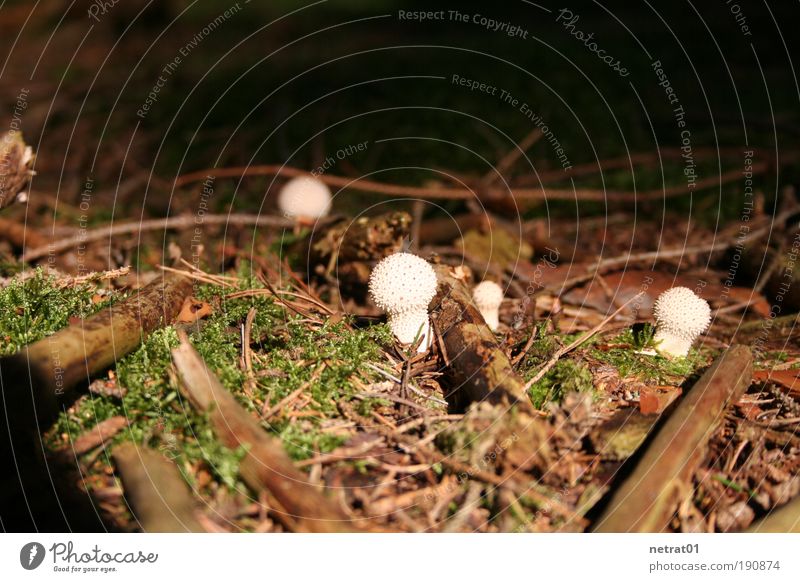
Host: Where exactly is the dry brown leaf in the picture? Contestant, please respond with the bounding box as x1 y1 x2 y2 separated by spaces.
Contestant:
754 369 800 397
176 296 213 323
0 130 34 209
639 385 682 415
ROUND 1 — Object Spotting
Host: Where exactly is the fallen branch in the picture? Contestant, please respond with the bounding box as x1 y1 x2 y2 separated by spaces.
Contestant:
22 213 324 262
430 264 532 412
56 416 128 459
0 270 192 429
170 331 357 532
174 154 793 206
746 496 800 533
593 345 753 532
113 443 204 532
173 163 607 203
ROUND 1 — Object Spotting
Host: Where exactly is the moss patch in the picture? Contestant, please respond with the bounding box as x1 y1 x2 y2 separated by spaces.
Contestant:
0 268 116 356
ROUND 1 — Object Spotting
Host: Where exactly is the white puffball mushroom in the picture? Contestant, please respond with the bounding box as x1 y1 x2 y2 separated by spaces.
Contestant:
277 175 332 220
472 280 504 331
368 252 438 353
652 286 711 358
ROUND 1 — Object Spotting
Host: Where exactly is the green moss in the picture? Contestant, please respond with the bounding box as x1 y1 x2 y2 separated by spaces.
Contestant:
525 359 595 409
0 268 115 355
49 274 395 489
590 325 702 383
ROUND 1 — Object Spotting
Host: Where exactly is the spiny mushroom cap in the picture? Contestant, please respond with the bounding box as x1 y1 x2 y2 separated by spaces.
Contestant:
277 175 332 219
472 280 504 310
653 287 711 338
368 252 438 314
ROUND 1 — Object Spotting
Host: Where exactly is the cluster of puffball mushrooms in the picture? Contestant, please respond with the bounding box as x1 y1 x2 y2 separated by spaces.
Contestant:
366 253 711 359
276 176 712 359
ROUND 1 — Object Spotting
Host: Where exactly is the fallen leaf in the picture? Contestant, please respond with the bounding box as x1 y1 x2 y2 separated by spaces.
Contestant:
176 296 213 323
639 385 682 415
754 369 800 398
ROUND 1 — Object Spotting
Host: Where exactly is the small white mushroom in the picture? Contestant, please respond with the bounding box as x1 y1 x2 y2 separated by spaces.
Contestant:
368 252 438 353
277 175 332 220
652 286 711 358
472 280 504 331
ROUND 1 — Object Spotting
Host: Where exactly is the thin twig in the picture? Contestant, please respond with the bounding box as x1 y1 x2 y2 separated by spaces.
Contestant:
22 213 326 262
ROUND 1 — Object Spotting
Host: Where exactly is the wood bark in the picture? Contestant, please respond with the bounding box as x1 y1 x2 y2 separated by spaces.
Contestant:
0 272 192 524
171 333 357 533
430 263 532 412
113 443 204 532
0 131 34 210
0 271 192 427
593 345 753 532
746 497 800 533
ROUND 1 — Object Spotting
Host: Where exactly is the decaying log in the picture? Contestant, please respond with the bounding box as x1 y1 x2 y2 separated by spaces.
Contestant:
0 130 34 210
746 496 800 533
303 211 411 298
589 408 664 462
171 332 357 532
430 263 531 412
0 271 192 523
113 443 204 532
0 271 192 428
309 211 411 265
593 345 753 532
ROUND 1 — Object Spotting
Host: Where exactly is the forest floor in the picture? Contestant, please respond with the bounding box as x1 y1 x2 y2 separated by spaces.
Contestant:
1 3 799 533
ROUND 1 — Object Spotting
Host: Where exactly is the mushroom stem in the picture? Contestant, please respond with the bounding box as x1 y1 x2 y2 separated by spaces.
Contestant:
482 311 500 331
388 309 431 353
653 328 692 358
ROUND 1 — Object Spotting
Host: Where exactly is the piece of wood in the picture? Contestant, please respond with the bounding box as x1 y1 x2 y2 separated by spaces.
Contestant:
171 332 357 532
430 264 531 412
593 345 753 532
0 272 192 517
113 443 204 532
0 131 34 210
310 211 411 265
0 271 192 428
56 416 128 458
746 496 800 533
